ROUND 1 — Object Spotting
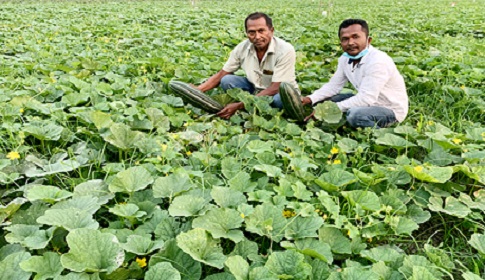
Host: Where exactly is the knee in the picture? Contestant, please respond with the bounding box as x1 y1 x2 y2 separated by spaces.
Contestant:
272 93 283 109
346 110 366 128
220 75 237 91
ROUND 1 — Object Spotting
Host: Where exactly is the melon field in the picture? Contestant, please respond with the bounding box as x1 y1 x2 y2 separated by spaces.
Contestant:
0 0 484 279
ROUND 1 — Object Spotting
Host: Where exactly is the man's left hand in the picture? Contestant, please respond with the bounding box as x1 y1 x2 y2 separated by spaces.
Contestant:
217 102 244 119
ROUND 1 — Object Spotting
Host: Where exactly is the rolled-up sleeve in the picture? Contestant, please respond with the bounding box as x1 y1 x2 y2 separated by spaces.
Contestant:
222 44 242 73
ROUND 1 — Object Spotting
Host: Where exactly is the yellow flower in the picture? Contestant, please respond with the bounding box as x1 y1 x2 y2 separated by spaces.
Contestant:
6 151 20 160
427 120 434 126
333 159 342 165
135 257 147 268
330 147 339 155
414 165 423 173
322 214 328 220
460 85 465 90
186 151 192 156
282 210 295 218
19 108 24 113
117 57 122 63
240 213 245 219
160 144 168 152
452 138 462 144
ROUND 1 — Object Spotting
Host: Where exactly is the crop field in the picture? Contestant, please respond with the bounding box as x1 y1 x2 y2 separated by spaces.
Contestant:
0 0 484 279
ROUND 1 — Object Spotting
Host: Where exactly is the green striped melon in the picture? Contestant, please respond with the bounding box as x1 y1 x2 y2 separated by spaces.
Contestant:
279 82 305 122
169 80 223 114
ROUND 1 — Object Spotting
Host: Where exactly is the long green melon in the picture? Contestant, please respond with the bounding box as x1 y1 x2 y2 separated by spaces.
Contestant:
169 80 224 114
279 82 305 122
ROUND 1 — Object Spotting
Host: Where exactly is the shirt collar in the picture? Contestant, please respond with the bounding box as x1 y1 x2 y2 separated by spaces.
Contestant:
347 45 374 64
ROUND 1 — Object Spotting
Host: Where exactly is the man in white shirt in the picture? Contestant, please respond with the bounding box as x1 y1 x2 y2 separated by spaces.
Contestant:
197 12 298 119
302 19 408 128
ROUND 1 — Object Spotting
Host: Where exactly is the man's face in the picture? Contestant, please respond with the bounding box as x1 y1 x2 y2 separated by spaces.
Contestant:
339 24 370 56
246 17 274 51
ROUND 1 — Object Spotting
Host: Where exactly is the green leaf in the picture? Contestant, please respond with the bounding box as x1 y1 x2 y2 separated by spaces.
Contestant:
90 111 113 130
375 133 416 148
23 121 64 141
109 203 146 219
120 234 164 255
339 266 381 280
25 184 72 204
406 204 431 224
389 216 419 235
398 255 442 278
315 169 357 192
19 252 63 280
61 228 124 273
221 157 242 179
192 208 244 242
0 198 28 223
342 190 381 212
428 196 471 218
292 181 313 201
51 196 102 215
253 164 283 178
264 250 312 279
248 266 278 280
468 233 485 255
225 255 249 280
319 227 352 254
5 224 55 250
176 228 227 269
152 173 195 198
168 194 207 217
424 244 455 270
229 239 259 261
245 203 288 242
246 140 273 153
314 102 343 123
103 123 144 150
73 180 114 205
149 239 201 280
410 266 439 280
282 238 333 264
285 216 324 240
205 273 236 280
53 272 101 280
361 245 403 263
462 272 484 280
145 262 181 280
24 156 85 178
228 171 257 192
404 165 453 183
454 165 485 185
108 166 154 194
0 251 32 280
37 209 99 231
211 187 247 208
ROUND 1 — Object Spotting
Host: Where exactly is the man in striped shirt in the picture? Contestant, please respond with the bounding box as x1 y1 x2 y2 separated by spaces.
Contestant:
302 19 408 128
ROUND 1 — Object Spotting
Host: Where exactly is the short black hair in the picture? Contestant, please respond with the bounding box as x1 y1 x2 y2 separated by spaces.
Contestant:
244 12 273 32
338 19 369 37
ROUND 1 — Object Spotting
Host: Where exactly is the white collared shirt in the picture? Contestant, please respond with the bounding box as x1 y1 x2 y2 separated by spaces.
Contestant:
222 37 298 90
309 46 408 122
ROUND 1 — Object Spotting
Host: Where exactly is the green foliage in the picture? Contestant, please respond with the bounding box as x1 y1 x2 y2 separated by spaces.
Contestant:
0 0 484 279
